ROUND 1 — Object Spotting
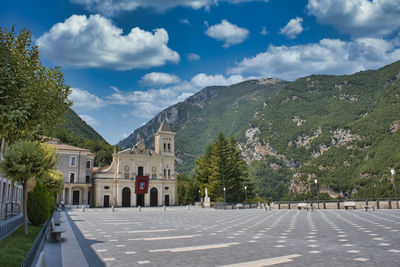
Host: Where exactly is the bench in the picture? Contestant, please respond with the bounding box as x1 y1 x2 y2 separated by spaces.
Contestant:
50 218 65 242
53 212 62 225
297 203 309 210
343 202 356 210
364 205 375 211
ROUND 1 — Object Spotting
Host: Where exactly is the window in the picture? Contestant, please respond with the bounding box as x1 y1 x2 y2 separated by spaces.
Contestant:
163 143 166 151
70 156 76 166
86 175 90 183
168 169 171 178
86 160 91 169
124 173 129 179
69 173 75 183
168 143 171 152
138 166 144 176
165 187 169 190
164 169 166 177
152 174 156 180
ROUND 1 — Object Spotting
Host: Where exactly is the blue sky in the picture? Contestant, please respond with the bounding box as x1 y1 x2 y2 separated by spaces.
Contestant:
2 0 400 144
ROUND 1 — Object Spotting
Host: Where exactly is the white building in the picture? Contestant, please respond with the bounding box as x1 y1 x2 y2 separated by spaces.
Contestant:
93 119 177 207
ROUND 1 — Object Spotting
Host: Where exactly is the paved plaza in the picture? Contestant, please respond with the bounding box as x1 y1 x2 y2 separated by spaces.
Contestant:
49 207 400 266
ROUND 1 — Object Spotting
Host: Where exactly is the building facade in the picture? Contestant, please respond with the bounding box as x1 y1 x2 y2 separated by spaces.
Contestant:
48 139 94 206
93 119 177 207
0 138 23 220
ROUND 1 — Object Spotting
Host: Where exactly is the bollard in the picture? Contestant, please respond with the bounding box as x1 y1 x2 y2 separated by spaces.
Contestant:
311 202 314 211
389 200 392 209
377 200 380 209
111 206 114 212
323 201 326 210
278 202 281 209
288 202 291 210
82 206 85 212
187 205 190 211
163 205 166 212
337 201 340 209
138 205 141 212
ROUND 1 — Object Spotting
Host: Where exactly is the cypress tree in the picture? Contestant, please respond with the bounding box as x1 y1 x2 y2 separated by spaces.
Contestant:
209 133 229 201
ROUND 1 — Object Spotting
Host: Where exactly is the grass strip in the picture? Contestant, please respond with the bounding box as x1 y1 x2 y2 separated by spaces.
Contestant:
0 224 42 267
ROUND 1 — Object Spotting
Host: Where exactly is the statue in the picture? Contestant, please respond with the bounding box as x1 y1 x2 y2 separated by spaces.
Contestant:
205 188 208 198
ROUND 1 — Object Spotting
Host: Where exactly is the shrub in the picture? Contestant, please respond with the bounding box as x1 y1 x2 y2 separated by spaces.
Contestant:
27 183 51 226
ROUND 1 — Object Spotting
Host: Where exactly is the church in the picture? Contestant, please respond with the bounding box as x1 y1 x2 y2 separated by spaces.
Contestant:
93 118 177 207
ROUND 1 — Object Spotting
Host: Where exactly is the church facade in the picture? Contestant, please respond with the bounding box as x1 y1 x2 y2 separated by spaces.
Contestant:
93 119 177 207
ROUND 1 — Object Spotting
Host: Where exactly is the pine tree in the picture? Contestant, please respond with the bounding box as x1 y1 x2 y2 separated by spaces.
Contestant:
208 133 229 201
226 136 248 202
195 144 213 196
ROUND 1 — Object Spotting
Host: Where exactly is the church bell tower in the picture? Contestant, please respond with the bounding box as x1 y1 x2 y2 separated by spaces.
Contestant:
154 117 175 156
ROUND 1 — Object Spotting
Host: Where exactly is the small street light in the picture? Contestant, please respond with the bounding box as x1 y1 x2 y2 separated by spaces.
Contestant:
244 186 248 202
223 187 226 204
314 179 319 209
391 169 398 209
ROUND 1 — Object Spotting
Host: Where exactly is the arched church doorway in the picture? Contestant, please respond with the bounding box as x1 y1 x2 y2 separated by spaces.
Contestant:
136 194 144 207
150 187 158 206
122 187 131 207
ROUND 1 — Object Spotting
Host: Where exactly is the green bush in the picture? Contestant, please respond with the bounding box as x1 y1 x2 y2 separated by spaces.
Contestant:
27 183 51 226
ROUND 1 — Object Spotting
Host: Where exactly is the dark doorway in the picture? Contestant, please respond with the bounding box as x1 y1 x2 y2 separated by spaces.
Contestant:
150 188 158 206
87 191 90 205
164 195 169 206
103 195 110 208
138 166 144 176
122 187 131 207
136 194 144 207
73 190 80 205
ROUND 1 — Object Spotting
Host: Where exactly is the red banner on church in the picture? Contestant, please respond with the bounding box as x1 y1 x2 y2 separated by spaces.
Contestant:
135 176 149 194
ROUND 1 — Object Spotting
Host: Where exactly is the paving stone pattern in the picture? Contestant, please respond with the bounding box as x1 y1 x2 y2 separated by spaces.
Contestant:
66 207 400 266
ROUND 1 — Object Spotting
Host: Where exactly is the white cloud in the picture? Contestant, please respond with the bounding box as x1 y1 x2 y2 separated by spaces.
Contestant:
71 0 269 16
205 19 249 48
140 72 181 86
190 73 250 88
280 17 303 39
71 72 253 120
180 18 190 25
229 38 400 81
106 73 252 119
307 0 400 37
70 88 106 111
260 26 268 36
187 53 201 61
79 114 99 126
37 14 179 70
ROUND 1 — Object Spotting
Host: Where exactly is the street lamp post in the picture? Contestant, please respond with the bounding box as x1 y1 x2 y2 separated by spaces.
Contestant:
244 186 248 202
391 169 398 209
223 187 226 204
314 179 319 209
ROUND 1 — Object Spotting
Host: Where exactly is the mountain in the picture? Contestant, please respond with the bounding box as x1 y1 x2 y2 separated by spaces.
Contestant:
244 60 400 200
48 108 113 166
118 79 288 173
118 60 400 200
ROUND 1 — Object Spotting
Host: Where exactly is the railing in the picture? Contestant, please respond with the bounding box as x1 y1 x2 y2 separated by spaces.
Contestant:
213 202 260 210
21 213 52 267
271 198 400 210
0 214 23 240
5 202 21 219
